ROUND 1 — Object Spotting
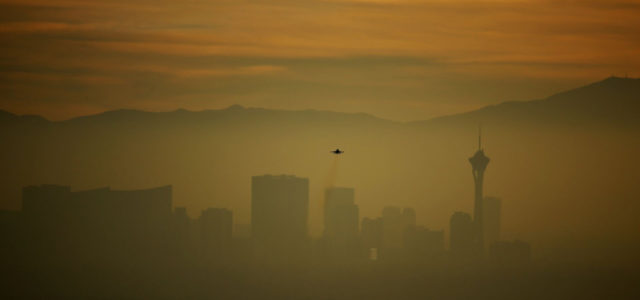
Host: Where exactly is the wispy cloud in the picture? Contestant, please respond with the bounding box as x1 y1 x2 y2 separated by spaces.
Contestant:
0 0 638 120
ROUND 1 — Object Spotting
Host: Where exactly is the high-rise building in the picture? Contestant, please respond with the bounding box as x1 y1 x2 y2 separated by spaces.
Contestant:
402 207 417 228
381 206 403 253
469 129 490 251
323 187 359 259
233 223 251 239
324 187 358 238
0 210 21 259
483 196 501 250
251 175 309 261
199 208 233 259
449 211 475 261
403 226 445 261
361 217 383 260
21 185 173 264
381 206 416 259
171 206 195 259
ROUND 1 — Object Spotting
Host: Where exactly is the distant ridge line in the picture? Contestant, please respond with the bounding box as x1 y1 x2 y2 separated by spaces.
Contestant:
0 76 638 125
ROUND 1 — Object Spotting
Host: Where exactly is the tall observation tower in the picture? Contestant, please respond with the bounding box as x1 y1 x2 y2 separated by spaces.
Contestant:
468 127 490 251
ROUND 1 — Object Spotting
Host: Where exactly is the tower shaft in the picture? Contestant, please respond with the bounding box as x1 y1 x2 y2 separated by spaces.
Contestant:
472 167 485 248
469 145 489 252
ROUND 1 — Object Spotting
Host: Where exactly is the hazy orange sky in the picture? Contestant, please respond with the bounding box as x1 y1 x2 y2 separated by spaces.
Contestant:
1 0 639 121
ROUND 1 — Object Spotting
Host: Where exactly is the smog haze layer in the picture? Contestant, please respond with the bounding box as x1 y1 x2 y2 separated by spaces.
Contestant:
2 77 640 266
2 1 640 299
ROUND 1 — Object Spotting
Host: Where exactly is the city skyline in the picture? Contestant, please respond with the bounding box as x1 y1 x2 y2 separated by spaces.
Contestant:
6 133 513 263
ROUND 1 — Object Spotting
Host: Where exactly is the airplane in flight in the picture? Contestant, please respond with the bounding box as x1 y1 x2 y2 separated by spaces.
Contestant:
331 148 344 154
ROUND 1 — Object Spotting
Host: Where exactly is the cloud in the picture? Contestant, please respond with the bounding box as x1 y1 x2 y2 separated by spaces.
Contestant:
0 0 639 120
0 71 125 85
173 65 287 78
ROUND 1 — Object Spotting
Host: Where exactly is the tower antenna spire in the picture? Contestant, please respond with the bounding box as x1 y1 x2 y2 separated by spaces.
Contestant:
478 124 482 150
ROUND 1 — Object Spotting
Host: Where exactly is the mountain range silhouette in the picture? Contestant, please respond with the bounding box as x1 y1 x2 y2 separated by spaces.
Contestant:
1 76 638 127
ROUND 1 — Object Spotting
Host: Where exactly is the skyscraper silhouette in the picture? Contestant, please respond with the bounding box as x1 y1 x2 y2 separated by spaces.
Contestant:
170 206 195 260
199 208 233 261
21 185 173 264
324 187 358 238
403 226 445 262
251 175 309 262
402 207 417 228
469 128 490 251
323 187 359 259
449 211 474 261
381 206 416 259
483 196 501 251
381 206 403 256
361 217 383 260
